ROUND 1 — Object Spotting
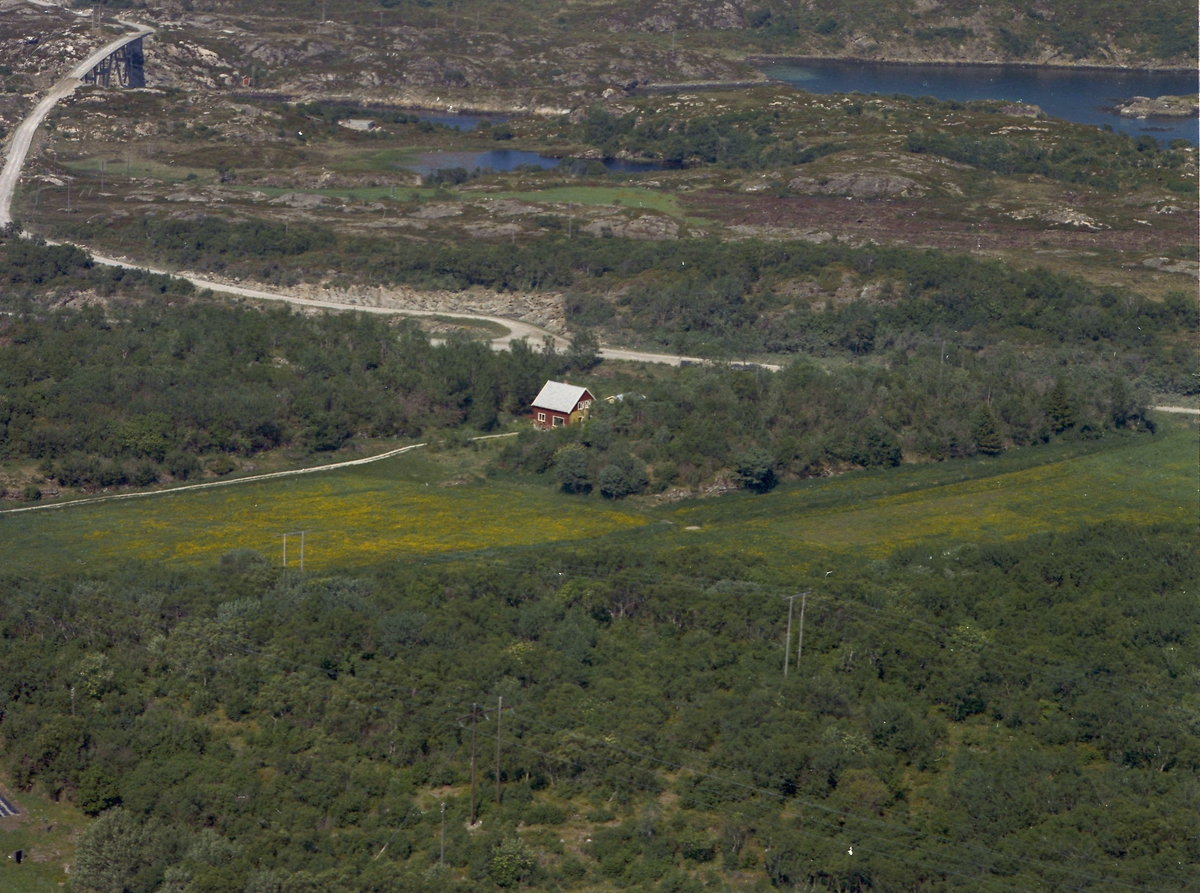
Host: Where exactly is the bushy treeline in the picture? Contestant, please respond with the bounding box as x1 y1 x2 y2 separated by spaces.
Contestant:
496 349 1153 496
906 129 1193 192
0 290 590 491
44 219 1199 393
0 234 194 298
1 522 1196 892
572 105 845 168
3 235 1186 495
564 104 1192 184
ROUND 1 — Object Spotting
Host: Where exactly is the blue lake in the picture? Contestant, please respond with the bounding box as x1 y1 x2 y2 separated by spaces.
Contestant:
759 59 1199 145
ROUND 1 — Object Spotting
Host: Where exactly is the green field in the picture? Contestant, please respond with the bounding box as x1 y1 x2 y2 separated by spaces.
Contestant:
0 445 648 574
4 417 1194 577
665 417 1199 566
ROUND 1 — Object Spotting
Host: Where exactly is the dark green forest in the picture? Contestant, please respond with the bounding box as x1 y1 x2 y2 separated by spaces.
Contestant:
1 522 1197 892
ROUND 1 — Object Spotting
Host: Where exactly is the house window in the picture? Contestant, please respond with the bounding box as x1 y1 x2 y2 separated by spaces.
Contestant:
553 416 565 427
537 412 546 422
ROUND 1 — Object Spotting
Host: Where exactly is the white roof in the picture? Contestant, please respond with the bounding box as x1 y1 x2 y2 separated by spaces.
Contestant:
532 381 592 414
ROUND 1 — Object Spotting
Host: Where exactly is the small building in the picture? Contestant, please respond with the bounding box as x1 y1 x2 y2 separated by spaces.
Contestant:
531 381 595 429
339 118 378 131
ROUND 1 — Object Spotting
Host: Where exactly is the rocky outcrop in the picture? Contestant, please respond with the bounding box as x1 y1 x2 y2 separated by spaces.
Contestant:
789 173 926 198
582 213 679 240
289 283 567 333
1115 95 1199 118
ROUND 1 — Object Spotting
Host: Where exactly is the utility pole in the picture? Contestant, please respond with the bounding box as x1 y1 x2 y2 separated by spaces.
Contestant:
276 530 311 569
495 695 503 806
439 801 445 864
782 590 812 677
469 703 478 825
782 594 797 677
796 590 809 666
321 0 327 22
66 176 72 214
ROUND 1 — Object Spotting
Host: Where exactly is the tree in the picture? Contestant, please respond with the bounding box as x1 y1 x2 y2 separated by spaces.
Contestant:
556 446 592 494
71 808 179 893
489 837 536 887
1045 380 1075 434
597 452 648 499
735 448 776 492
971 405 1004 455
565 330 601 371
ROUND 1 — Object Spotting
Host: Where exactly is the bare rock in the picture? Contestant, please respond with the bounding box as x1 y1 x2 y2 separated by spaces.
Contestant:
411 203 463 219
998 103 1043 118
582 214 679 240
789 173 925 198
268 192 330 209
1116 95 1198 118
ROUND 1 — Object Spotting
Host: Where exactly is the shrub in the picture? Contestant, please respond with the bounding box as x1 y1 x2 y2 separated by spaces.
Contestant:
489 837 536 887
598 453 648 499
556 446 592 494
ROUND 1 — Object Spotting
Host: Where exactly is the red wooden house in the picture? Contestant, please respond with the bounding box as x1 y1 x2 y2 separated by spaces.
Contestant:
530 381 595 429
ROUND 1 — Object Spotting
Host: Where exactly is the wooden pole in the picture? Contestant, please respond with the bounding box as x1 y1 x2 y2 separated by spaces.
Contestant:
494 695 503 805
469 703 478 825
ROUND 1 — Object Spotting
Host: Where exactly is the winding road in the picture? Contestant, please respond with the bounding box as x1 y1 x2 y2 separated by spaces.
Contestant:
0 18 154 228
0 10 745 368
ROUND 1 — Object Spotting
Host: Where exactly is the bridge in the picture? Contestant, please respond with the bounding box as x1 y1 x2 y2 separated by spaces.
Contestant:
0 21 153 228
82 35 145 88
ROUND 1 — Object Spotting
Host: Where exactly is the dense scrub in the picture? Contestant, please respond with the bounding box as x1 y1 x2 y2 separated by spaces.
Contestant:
497 356 1155 496
3 236 1185 495
0 236 599 489
39 221 1199 387
566 105 1193 188
1 522 1196 892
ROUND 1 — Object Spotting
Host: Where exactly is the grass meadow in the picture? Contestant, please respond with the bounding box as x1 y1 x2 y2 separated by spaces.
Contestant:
0 448 649 575
3 418 1194 576
665 417 1198 570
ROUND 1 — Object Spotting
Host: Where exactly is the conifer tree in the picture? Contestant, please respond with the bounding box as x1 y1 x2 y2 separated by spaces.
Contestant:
1045 380 1075 434
971 405 1004 455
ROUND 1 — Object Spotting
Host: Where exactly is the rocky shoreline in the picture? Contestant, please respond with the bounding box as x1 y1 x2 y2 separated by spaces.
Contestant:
748 54 1199 74
1113 95 1199 118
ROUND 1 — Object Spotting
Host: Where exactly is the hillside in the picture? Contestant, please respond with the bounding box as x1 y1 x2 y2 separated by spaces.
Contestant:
0 1 1197 892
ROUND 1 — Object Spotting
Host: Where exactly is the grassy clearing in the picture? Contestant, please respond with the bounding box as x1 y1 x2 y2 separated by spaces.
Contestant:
0 779 86 892
2 420 1192 577
0 447 649 575
664 417 1198 567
